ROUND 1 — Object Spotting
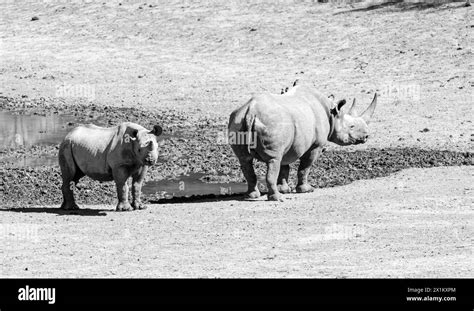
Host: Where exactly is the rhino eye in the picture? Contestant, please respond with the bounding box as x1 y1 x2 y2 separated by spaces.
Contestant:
350 125 355 129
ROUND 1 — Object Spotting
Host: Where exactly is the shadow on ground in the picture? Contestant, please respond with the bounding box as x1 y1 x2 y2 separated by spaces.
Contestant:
334 0 469 14
0 207 110 216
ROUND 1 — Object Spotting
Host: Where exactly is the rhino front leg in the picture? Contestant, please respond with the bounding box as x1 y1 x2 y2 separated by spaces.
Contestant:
266 158 283 201
296 147 322 193
131 166 148 210
238 157 261 200
277 165 291 194
113 167 133 211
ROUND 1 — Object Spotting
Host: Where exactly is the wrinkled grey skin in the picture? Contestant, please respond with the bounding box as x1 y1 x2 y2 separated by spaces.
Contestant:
58 122 162 211
228 85 377 201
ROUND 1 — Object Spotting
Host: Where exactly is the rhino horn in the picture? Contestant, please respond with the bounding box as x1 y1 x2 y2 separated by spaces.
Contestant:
361 93 377 122
348 98 357 116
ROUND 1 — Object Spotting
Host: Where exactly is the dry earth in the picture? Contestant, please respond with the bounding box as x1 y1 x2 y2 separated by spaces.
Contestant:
1 166 472 278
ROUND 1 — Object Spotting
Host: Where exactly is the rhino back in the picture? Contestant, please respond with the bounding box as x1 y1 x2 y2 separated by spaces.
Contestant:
250 87 332 163
66 125 117 180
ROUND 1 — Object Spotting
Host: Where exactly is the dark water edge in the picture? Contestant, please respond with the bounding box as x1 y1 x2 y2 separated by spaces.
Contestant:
0 148 471 207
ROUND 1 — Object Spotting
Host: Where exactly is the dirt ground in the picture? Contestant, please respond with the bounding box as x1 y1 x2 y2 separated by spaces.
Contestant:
0 1 472 150
0 1 472 278
1 166 472 278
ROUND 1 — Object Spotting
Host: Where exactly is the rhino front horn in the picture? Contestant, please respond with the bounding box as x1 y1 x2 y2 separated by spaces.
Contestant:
361 93 377 123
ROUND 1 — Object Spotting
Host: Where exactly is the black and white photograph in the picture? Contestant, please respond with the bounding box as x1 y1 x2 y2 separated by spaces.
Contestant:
0 0 472 306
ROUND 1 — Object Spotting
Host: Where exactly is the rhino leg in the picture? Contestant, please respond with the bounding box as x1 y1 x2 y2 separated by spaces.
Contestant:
238 157 261 200
113 167 133 211
296 147 322 193
131 166 147 210
58 142 81 210
277 165 291 194
266 158 283 201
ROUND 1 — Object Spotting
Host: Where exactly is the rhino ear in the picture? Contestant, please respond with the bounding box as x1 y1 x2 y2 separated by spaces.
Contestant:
330 99 346 117
336 99 347 114
127 129 138 142
149 125 163 137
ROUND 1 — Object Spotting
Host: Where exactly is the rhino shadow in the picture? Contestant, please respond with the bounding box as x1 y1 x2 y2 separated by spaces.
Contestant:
334 0 466 15
0 207 109 216
147 192 269 204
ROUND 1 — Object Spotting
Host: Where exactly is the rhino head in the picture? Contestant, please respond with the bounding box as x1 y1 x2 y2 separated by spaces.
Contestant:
329 93 377 146
129 125 163 165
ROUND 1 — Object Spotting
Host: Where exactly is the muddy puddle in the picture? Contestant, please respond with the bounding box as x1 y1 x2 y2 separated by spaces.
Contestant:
0 111 77 149
0 111 176 168
142 173 253 199
1 147 472 207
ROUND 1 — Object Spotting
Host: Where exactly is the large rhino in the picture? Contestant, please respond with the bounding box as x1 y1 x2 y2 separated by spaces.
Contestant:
58 122 162 211
228 85 377 201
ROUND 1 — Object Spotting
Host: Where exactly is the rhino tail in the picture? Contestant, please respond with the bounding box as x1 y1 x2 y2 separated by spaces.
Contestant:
243 101 263 154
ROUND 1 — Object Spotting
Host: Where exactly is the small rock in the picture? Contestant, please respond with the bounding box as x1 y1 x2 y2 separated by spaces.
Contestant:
31 16 39 21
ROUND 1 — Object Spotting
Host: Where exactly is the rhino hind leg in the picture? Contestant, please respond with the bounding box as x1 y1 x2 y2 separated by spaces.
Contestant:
277 165 291 194
296 147 323 193
232 147 261 200
58 142 81 210
266 158 283 201
240 159 261 200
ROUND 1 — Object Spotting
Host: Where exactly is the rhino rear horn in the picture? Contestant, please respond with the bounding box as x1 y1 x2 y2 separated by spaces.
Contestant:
149 125 163 137
361 93 377 123
349 98 358 116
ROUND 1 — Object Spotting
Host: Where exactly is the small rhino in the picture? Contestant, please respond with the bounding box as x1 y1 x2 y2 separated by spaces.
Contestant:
228 84 377 201
58 122 162 211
